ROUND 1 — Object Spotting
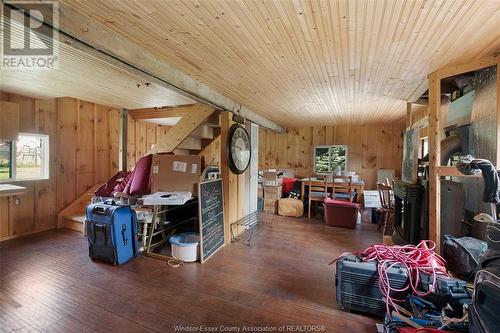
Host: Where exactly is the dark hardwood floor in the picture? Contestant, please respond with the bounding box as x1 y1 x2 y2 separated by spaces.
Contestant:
0 214 381 333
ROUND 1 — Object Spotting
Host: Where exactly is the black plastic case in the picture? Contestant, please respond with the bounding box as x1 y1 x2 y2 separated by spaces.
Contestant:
335 254 410 317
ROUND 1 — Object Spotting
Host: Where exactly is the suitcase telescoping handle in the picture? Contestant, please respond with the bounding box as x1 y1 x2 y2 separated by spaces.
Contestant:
92 205 107 215
92 200 118 215
121 224 128 246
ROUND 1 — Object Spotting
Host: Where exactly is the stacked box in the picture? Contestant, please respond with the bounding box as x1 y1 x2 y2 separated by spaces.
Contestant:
264 185 282 201
263 199 278 214
260 170 284 214
262 171 284 187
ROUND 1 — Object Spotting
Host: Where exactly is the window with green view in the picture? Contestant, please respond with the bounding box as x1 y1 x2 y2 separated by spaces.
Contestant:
313 145 348 174
0 140 13 180
0 134 50 182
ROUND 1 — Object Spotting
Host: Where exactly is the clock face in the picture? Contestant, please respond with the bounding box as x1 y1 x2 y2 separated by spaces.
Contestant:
227 124 251 174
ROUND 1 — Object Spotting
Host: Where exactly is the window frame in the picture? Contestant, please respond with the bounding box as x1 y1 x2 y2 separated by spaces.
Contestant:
0 133 50 183
0 140 14 181
313 144 349 175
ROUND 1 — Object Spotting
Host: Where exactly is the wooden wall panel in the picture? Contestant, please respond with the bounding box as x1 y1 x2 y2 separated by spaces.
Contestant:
146 123 157 153
135 120 147 161
125 120 176 167
34 99 58 231
95 104 111 183
258 128 266 169
0 91 120 241
259 122 405 189
12 182 35 236
0 198 9 238
76 101 96 194
57 97 78 210
200 136 221 167
127 115 136 171
108 108 121 175
286 129 300 169
0 101 19 140
8 94 36 133
297 127 312 177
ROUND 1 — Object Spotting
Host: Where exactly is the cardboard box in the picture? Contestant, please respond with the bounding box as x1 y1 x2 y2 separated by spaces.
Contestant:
264 185 282 200
258 183 264 198
263 171 283 187
263 199 278 214
151 154 202 196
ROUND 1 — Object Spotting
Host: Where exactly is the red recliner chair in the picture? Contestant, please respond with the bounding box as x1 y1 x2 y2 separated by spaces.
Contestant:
323 198 360 229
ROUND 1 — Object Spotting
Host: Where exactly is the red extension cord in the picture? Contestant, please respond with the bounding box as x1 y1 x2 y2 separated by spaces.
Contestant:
330 240 449 316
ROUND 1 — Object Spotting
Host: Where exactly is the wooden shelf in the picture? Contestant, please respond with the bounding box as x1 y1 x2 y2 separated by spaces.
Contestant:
436 166 483 178
0 184 27 197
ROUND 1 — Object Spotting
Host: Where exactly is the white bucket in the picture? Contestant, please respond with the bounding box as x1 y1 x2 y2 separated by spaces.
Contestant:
169 232 200 262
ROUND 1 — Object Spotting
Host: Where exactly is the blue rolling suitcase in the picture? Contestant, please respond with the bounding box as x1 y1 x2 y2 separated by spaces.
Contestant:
86 200 138 265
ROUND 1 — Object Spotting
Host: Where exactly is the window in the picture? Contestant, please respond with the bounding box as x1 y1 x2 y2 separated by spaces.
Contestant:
0 134 49 182
420 137 429 159
0 140 13 180
313 145 348 174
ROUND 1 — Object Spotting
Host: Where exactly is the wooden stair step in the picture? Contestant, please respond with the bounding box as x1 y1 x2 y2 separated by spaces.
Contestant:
190 125 214 139
203 112 221 128
177 136 202 150
62 215 86 232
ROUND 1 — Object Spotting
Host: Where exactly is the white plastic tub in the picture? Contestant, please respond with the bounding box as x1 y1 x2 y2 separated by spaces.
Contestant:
169 232 200 262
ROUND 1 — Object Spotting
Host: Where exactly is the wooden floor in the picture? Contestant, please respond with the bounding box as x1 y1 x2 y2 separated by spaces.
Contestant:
0 214 381 333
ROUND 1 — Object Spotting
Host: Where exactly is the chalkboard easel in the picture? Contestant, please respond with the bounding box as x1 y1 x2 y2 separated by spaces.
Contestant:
198 178 225 263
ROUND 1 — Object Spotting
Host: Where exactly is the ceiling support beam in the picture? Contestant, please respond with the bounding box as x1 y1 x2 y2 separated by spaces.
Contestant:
128 105 197 120
6 2 285 133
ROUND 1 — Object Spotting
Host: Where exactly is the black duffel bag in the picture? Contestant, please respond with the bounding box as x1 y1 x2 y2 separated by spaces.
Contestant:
442 235 487 281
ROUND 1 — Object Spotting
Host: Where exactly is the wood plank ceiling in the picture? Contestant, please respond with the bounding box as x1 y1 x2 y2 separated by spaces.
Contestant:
0 12 196 109
36 1 500 127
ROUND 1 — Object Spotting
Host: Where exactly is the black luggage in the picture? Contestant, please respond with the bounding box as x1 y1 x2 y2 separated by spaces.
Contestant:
442 235 487 281
469 267 500 333
335 254 410 316
86 200 138 265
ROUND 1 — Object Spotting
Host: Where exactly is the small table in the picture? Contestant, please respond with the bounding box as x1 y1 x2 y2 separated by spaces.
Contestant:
363 190 382 209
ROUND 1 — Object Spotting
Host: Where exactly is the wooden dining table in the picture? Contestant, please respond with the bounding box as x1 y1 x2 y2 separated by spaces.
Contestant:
298 178 365 203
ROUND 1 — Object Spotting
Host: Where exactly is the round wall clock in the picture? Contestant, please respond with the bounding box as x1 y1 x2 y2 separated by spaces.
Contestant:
227 124 251 174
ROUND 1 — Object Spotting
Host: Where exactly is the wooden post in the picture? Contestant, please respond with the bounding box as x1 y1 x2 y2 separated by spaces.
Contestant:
497 62 500 167
428 72 441 253
406 102 413 130
219 111 232 244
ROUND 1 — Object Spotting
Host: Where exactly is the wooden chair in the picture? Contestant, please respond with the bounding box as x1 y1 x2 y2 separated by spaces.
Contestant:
332 175 354 202
377 182 394 234
307 178 329 220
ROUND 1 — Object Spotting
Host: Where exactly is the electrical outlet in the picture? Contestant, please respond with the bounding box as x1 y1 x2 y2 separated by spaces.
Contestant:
15 198 20 205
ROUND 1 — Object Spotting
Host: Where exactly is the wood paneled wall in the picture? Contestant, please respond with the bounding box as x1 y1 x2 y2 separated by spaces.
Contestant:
0 92 120 241
259 123 405 189
126 113 246 244
56 97 121 210
126 119 173 171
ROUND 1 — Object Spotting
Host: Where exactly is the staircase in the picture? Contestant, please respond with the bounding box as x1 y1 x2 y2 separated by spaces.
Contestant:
58 107 221 234
174 112 221 155
58 184 100 232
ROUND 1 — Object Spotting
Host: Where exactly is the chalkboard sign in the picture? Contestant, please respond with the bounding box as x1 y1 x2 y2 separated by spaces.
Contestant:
198 179 225 262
